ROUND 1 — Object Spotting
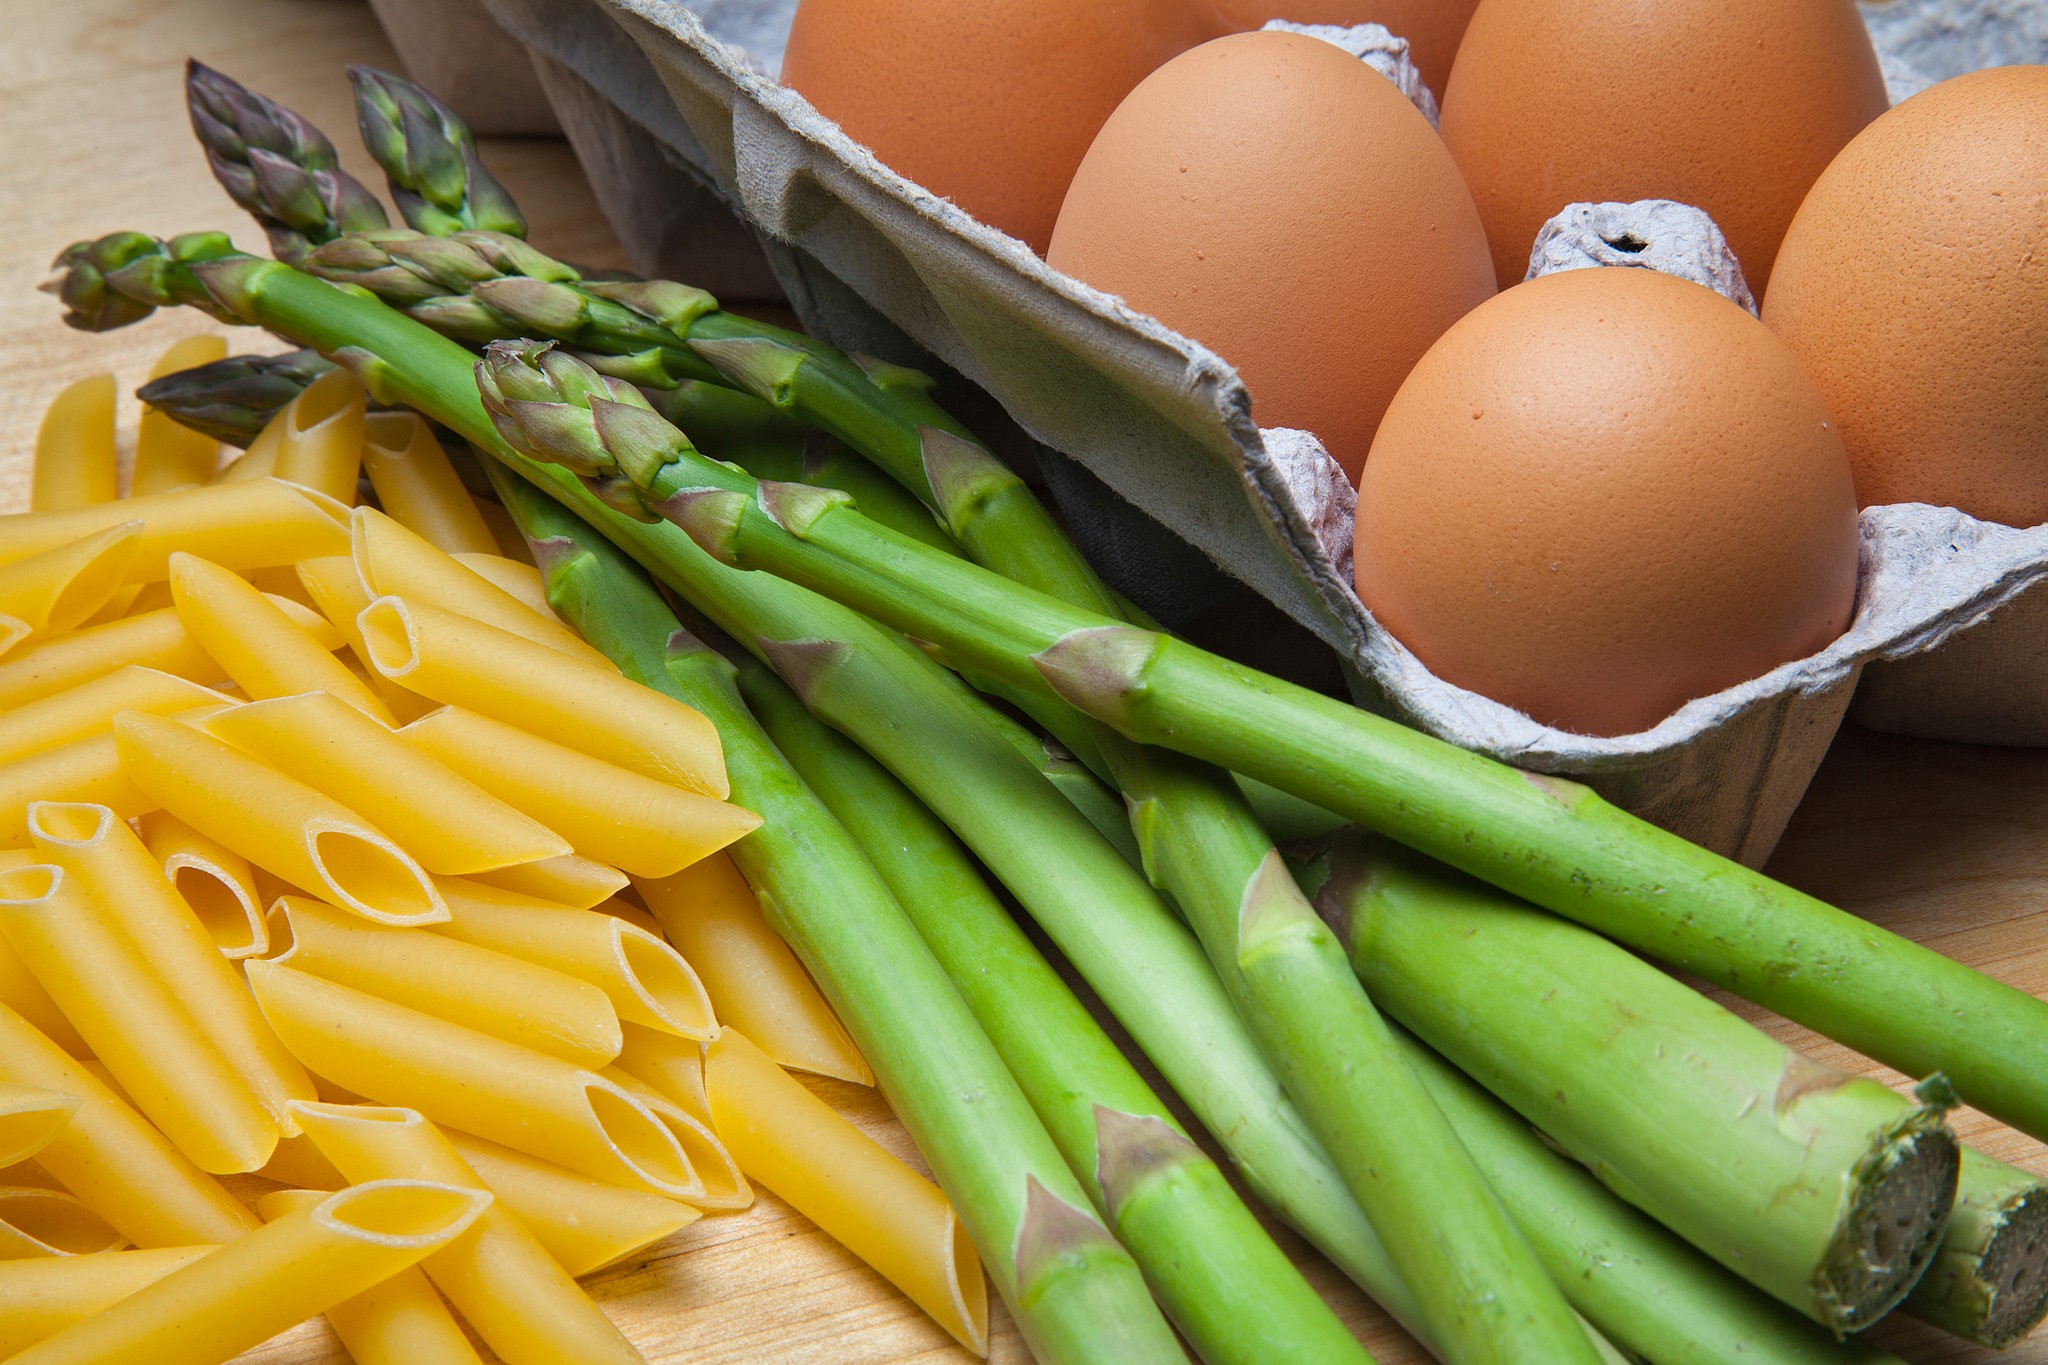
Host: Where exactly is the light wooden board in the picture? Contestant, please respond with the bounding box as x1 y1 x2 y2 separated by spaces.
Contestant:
0 1 2042 1360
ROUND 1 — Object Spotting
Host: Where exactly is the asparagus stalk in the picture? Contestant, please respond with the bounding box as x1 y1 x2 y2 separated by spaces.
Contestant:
348 64 526 238
483 464 1184 1364
1903 1150 2048 1348
134 349 342 447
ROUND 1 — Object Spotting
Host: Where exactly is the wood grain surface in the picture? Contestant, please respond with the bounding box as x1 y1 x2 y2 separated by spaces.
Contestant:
1 2 2042 1361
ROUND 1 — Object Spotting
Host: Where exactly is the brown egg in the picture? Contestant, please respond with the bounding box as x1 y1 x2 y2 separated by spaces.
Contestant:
1048 31 1496 482
779 0 1214 255
1208 0 1481 98
1439 0 1888 292
1354 267 1860 737
1764 67 2048 527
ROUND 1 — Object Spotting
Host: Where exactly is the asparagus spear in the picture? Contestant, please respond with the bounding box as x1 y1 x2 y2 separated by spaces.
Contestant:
134 349 341 447
348 64 526 238
1903 1150 2048 1348
483 464 1184 1365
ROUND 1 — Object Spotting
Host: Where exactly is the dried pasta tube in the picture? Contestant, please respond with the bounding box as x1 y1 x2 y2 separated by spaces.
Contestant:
0 477 350 578
292 1102 649 1365
0 609 221 710
215 413 284 482
0 734 153 848
257 1132 346 1191
707 1029 988 1353
169 553 394 722
466 855 627 910
0 668 227 768
30 804 314 1130
6 1177 492 1365
453 553 548 613
638 856 871 1085
0 863 277 1174
358 595 726 796
268 896 621 1068
360 414 498 556
434 879 715 1040
209 693 571 876
0 525 142 636
112 712 445 927
269 368 366 505
612 1023 709 1122
0 944 87 1059
0 1087 77 1169
0 615 28 659
131 335 228 495
444 1131 697 1276
0 1186 126 1257
137 811 266 959
248 961 700 1199
294 555 431 723
352 505 610 668
599 1067 748 1211
256 1187 483 1365
401 707 758 877
0 1004 255 1246
0 1247 215 1356
30 375 116 513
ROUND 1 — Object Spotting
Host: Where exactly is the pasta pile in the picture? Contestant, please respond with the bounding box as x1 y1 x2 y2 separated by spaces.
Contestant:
0 343 989 1362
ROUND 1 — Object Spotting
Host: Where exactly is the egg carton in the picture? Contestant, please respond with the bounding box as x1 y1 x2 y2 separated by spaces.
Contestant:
474 0 2048 864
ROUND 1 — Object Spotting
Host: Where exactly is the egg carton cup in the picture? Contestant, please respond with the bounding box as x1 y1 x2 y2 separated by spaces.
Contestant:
478 0 2048 864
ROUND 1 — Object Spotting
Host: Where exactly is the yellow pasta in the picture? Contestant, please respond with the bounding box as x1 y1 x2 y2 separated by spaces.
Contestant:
0 1087 77 1170
0 477 350 578
434 879 715 1040
0 862 277 1174
169 552 395 722
131 335 228 495
136 811 267 960
401 706 758 877
268 895 622 1068
258 1131 346 1191
30 375 117 514
358 595 727 796
638 857 873 1085
0 1186 126 1258
0 1004 255 1246
256 1188 484 1365
6 1177 492 1365
454 552 549 614
0 1247 216 1357
0 613 28 660
248 961 701 1199
467 853 629 909
599 1066 750 1211
112 711 445 927
294 555 432 722
0 608 221 710
0 523 142 637
0 941 87 1059
707 1028 988 1353
360 413 499 555
613 1022 710 1123
292 1102 650 1365
0 733 153 847
268 367 367 504
474 494 538 564
444 1130 697 1276
0 667 225 769
209 693 572 875
31 803 314 1131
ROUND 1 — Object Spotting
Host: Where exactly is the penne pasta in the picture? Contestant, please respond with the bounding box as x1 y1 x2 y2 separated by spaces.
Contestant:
5 1178 492 1365
0 668 226 769
0 1246 216 1357
474 494 538 565
169 553 395 722
294 555 432 722
599 1067 749 1212
0 1186 127 1258
0 477 350 579
467 854 628 910
359 414 499 556
292 1102 649 1365
31 804 314 1131
0 613 28 660
209 693 571 875
136 811 267 960
256 1188 483 1365
638 857 873 1085
248 962 702 1200
0 862 277 1174
433 879 715 1040
613 1023 710 1123
0 940 87 1059
257 1132 346 1191
706 1028 988 1354
358 595 727 796
445 1130 698 1276
30 375 117 514
112 712 445 927
0 524 143 636
0 733 154 848
0 608 221 710
268 896 622 1068
0 1004 256 1246
0 1087 77 1170
400 706 758 877
454 552 550 615
268 367 367 504
131 335 228 495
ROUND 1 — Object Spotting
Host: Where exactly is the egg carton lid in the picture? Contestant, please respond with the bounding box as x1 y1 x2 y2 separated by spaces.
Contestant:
479 0 2048 863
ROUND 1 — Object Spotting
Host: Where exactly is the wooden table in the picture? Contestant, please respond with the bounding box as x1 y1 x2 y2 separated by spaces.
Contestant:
2 2 2042 1360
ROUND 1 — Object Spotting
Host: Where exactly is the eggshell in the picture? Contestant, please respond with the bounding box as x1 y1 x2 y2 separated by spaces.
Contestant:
1763 66 2048 527
1354 267 1860 737
1439 0 1889 292
1209 0 1480 97
1047 30 1496 482
778 0 1215 255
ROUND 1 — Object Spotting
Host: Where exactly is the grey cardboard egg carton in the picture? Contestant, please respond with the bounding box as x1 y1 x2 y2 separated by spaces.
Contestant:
470 0 2047 864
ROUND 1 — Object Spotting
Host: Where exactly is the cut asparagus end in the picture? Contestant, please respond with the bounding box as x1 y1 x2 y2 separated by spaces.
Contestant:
1091 1106 1201 1221
1816 1098 1961 1332
1906 1154 2048 1347
1030 625 1162 732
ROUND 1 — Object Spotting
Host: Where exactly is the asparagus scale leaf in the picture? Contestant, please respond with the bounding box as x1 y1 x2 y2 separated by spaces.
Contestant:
348 65 527 238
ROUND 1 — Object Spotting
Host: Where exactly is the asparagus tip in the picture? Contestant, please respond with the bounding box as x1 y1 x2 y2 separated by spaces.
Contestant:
1092 1107 1202 1220
1029 625 1162 732
753 635 849 707
1012 1175 1122 1287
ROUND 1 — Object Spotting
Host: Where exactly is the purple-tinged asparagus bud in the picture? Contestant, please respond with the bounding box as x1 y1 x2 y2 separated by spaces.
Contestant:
349 65 527 238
